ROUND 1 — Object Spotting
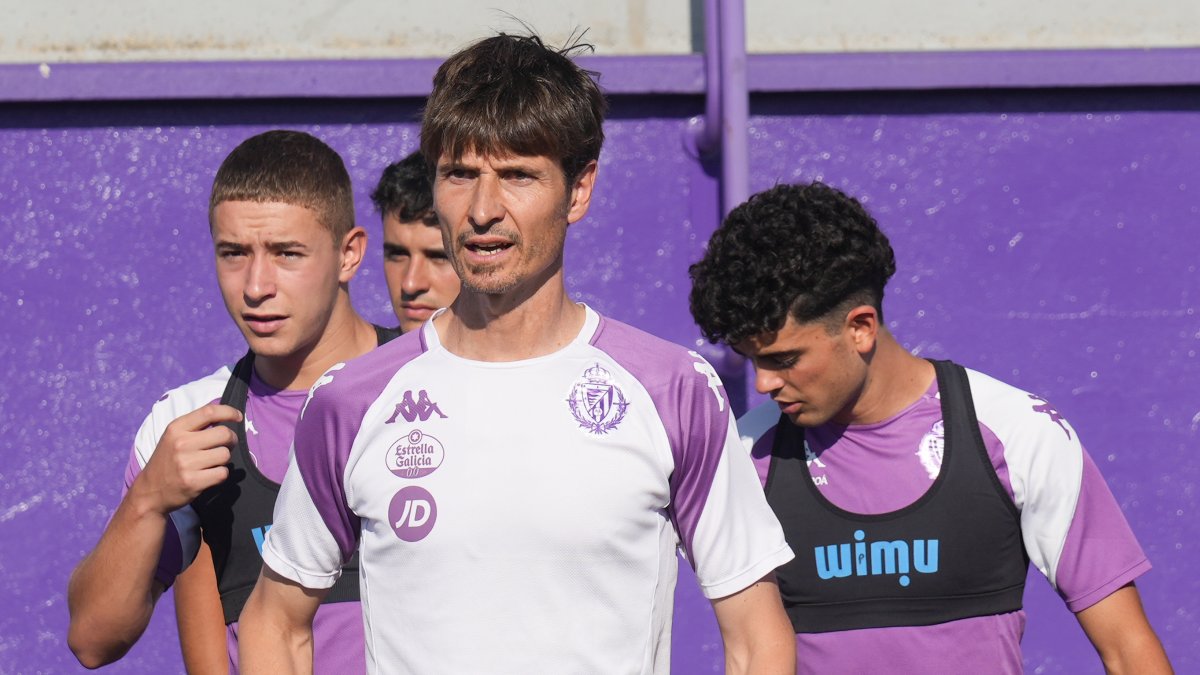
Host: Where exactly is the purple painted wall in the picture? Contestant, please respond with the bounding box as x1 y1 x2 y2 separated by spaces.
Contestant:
1 71 1197 673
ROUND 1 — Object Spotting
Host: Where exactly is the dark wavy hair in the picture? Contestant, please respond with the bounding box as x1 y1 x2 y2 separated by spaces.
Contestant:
420 31 607 186
370 151 437 226
209 130 354 243
689 182 897 345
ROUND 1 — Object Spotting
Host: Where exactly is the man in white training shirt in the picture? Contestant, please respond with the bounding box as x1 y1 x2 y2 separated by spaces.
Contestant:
239 32 796 674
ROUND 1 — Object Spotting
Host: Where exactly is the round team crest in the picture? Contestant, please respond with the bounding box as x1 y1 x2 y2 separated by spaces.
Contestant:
916 420 945 479
567 363 630 435
385 429 445 479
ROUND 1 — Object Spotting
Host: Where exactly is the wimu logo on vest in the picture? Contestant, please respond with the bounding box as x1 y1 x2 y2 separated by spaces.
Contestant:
814 529 939 587
386 390 448 424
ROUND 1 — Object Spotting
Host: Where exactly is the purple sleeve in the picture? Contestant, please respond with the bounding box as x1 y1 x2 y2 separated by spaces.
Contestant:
589 319 731 557
291 335 427 565
1055 448 1152 612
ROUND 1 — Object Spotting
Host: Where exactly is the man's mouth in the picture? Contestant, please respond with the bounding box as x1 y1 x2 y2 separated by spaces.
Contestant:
464 241 513 257
243 314 287 334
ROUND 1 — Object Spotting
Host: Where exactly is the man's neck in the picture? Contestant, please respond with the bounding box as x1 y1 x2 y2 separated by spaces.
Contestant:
253 298 377 391
841 332 935 426
436 274 585 362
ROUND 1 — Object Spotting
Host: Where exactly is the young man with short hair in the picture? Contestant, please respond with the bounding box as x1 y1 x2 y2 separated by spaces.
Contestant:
688 181 1172 674
240 34 796 674
371 150 461 333
67 130 389 673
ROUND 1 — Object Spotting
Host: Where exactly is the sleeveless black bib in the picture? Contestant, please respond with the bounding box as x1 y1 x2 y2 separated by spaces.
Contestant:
765 359 1029 633
192 324 400 624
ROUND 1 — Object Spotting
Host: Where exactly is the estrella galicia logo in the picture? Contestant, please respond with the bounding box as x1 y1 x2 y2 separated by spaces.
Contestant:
386 390 448 424
567 363 629 435
814 529 939 588
388 486 437 542
385 429 445 479
251 524 272 556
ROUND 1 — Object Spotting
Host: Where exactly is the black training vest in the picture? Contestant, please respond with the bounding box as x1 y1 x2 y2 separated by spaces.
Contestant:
192 325 400 624
765 359 1028 633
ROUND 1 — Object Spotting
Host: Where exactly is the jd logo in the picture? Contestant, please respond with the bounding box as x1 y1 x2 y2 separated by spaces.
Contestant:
386 390 448 424
388 486 437 542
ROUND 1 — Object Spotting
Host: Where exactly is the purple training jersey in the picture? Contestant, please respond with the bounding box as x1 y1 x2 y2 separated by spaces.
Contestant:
738 366 1150 674
123 367 365 674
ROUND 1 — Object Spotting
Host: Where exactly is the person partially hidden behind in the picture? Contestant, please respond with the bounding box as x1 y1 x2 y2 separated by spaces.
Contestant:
371 149 461 333
688 181 1173 674
68 130 394 673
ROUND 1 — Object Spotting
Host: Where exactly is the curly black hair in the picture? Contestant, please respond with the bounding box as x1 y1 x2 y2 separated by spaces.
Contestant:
689 182 897 345
370 151 437 226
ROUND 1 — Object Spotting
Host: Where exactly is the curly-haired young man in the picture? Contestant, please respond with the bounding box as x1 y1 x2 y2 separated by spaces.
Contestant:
689 182 1171 674
240 34 796 674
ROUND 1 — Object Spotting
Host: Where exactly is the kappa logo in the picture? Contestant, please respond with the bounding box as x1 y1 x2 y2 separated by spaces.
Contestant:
302 363 346 418
688 351 726 412
1029 394 1071 439
804 440 829 486
386 390 448 424
567 363 630 434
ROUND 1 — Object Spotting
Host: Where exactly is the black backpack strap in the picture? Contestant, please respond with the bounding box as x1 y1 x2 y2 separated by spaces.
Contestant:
374 324 402 345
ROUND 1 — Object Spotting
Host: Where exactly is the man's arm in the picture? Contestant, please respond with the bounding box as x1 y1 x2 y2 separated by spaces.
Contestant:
239 565 327 674
174 540 230 674
710 573 796 675
1076 583 1172 675
67 404 240 668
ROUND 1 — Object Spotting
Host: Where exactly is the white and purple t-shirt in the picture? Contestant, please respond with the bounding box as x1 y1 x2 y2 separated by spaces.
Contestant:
738 366 1150 674
124 366 364 674
263 307 794 674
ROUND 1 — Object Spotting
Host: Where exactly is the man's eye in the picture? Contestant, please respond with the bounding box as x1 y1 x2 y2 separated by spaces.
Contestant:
218 250 245 259
766 356 797 369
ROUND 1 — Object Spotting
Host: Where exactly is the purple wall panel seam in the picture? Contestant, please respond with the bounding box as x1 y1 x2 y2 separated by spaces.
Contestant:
2 48 1199 103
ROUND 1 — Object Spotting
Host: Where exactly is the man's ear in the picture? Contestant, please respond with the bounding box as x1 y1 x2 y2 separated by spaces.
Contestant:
566 161 598 225
338 226 368 284
844 305 879 355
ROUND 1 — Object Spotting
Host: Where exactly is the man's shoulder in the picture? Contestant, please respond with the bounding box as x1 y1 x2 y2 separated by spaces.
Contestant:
300 330 428 422
148 365 233 420
961 364 1080 445
590 314 716 380
737 400 781 450
132 365 233 466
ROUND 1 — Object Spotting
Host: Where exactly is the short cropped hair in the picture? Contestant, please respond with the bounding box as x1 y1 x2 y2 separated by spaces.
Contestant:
209 130 355 243
689 182 897 345
370 151 437 226
420 32 607 186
